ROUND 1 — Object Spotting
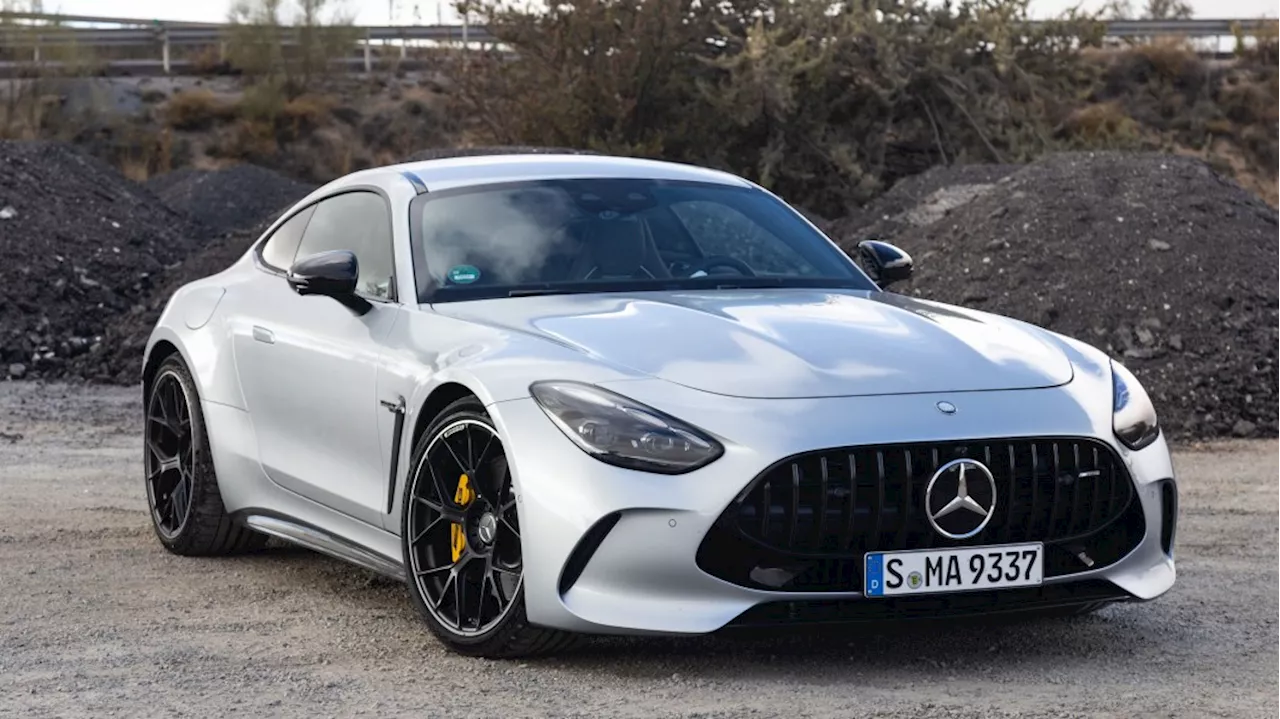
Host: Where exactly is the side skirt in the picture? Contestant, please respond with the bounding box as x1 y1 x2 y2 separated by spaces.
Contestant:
242 514 407 582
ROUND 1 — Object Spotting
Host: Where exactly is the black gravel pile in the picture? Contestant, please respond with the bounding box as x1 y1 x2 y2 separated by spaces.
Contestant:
67 222 266 383
0 141 204 381
834 152 1278 440
825 163 1019 242
146 164 315 235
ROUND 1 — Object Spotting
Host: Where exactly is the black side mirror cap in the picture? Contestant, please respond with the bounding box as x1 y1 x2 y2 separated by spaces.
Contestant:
856 239 914 289
288 250 371 315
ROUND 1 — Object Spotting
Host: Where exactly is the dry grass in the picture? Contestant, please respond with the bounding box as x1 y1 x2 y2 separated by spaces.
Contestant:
165 89 237 131
1061 101 1140 144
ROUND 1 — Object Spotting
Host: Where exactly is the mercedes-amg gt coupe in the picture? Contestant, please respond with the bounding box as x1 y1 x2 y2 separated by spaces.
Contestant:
142 153 1177 657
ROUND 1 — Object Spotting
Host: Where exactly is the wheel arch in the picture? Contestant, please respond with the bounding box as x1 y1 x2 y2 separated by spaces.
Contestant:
142 339 183 398
409 382 481 457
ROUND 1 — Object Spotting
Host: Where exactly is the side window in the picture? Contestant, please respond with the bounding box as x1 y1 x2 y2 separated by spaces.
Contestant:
258 205 315 271
296 191 395 300
670 201 815 276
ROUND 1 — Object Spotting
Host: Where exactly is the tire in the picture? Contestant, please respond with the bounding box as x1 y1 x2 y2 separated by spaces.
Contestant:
402 396 578 658
144 354 265 556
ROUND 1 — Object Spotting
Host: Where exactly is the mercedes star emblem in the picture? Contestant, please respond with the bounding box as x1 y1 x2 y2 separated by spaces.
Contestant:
924 458 997 539
477 513 498 545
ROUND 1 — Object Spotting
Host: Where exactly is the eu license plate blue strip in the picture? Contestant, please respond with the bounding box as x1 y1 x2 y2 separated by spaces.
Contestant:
864 552 885 596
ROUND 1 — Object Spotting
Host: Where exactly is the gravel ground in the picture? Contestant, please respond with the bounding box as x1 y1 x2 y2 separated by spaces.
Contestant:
0 383 1275 719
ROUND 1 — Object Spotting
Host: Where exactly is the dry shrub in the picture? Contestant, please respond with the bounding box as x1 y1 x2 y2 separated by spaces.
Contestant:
1060 102 1139 145
458 0 1108 217
165 89 237 131
279 93 335 136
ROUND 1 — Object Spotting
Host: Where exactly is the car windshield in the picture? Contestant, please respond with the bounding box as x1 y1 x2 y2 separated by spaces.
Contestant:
410 178 875 302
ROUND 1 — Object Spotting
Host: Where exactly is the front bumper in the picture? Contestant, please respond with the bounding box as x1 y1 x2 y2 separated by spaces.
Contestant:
488 378 1176 636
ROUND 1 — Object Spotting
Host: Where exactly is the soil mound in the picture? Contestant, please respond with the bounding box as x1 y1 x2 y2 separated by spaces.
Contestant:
146 164 315 235
0 141 203 381
833 152 1278 440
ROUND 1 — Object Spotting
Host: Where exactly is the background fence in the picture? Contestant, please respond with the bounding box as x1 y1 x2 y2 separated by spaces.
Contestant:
0 10 1275 76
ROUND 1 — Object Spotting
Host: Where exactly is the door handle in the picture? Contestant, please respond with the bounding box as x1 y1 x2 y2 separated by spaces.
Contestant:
252 326 275 344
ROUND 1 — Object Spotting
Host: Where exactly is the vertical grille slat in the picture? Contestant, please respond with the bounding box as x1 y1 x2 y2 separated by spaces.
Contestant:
895 450 914 548
1027 443 1041 537
729 438 1134 561
1068 443 1084 534
1049 443 1062 539
816 457 830 547
760 480 772 539
870 451 886 551
840 453 858 551
788 464 801 548
1005 444 1017 543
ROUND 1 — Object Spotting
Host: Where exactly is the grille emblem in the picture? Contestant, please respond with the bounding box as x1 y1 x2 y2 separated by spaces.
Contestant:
936 401 957 415
925 458 997 539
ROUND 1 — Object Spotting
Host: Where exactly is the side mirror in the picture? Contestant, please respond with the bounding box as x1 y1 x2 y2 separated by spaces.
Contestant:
856 239 914 289
288 250 371 315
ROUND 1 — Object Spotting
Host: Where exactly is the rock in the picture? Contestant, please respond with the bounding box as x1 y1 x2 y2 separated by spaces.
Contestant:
1149 239 1171 251
1135 327 1156 346
1232 420 1257 437
1168 334 1184 351
7 363 26 379
0 205 16 220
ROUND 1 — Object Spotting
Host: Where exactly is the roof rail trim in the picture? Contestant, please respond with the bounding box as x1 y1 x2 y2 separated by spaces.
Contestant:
400 171 428 194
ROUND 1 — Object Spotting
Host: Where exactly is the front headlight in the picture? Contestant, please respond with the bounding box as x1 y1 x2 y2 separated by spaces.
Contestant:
1112 360 1160 450
530 381 724 474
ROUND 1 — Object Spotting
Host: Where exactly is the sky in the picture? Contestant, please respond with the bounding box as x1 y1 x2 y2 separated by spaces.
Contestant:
38 0 1280 25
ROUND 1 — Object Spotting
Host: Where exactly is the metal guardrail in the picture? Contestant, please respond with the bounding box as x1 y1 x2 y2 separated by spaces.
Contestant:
0 12 1274 74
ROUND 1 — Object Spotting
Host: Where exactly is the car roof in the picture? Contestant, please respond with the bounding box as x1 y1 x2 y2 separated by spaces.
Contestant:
323 153 755 194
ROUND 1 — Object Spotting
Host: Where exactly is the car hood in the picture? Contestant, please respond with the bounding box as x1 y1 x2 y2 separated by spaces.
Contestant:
432 289 1074 399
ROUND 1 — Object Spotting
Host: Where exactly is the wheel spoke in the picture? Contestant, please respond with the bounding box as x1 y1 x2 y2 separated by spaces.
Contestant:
414 495 464 523
410 514 447 545
473 432 495 472
500 516 520 539
440 435 470 477
146 435 170 463
476 568 491 625
415 563 452 578
432 571 455 610
453 571 464 630
465 425 475 472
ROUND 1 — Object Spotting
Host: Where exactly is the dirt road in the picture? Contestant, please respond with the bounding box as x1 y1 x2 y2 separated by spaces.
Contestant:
1 382 1276 718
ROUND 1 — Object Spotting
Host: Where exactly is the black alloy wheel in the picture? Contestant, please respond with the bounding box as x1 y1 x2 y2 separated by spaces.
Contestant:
142 355 264 556
403 397 578 657
145 368 195 539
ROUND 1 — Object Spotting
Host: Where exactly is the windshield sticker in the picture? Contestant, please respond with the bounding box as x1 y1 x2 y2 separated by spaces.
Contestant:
447 265 481 284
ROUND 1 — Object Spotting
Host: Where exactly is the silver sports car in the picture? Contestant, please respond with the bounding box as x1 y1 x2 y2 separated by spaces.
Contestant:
142 154 1176 657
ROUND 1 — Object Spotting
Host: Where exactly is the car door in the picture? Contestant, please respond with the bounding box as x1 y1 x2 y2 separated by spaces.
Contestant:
230 190 400 526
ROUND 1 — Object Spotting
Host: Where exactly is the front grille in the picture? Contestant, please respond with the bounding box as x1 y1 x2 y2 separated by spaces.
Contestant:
697 437 1145 592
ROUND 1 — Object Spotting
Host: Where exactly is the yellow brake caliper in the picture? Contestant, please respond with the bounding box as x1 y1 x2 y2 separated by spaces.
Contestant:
450 473 475 562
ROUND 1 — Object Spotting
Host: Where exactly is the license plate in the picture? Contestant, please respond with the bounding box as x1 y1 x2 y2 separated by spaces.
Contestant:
864 542 1043 597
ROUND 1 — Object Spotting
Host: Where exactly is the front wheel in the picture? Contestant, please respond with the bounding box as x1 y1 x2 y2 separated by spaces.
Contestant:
402 397 578 657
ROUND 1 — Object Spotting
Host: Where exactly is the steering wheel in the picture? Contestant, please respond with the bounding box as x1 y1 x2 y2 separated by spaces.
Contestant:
684 255 757 278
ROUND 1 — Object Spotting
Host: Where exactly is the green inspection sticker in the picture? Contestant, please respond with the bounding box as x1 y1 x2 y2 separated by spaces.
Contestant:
447 265 481 284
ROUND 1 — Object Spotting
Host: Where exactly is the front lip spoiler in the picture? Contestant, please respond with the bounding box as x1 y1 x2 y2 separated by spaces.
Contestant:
721 580 1134 630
